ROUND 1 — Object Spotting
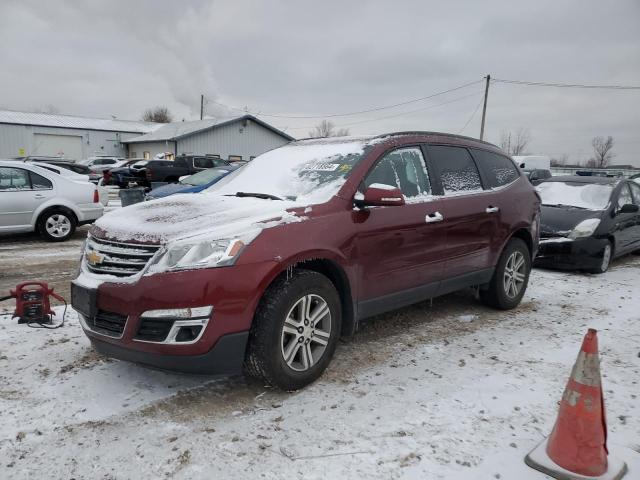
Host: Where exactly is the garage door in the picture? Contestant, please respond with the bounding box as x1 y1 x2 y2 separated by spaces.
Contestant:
33 133 83 159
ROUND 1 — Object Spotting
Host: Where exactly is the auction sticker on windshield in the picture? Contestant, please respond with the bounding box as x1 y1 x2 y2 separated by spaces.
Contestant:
301 163 340 171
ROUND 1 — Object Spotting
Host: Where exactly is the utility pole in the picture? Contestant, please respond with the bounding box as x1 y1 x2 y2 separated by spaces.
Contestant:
200 94 204 120
479 74 490 140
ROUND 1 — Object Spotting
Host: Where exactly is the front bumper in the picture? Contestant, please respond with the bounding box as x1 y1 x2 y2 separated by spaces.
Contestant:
90 331 249 374
534 236 608 270
72 260 278 374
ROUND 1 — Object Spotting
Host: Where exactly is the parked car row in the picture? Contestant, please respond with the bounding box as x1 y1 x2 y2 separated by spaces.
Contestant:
3 130 639 392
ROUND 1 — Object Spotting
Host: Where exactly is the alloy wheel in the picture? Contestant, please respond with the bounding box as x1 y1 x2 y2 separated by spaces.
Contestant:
503 251 526 299
45 214 71 238
280 294 331 372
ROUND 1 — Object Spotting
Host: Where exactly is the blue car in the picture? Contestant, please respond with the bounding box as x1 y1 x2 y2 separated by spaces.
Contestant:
146 165 241 199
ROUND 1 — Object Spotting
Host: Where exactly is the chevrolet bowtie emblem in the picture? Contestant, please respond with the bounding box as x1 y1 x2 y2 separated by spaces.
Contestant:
86 250 104 265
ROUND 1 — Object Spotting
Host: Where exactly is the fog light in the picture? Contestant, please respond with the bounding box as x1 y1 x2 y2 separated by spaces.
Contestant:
175 325 204 342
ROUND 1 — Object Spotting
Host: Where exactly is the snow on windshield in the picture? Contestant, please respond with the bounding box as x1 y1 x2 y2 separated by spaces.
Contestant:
211 138 374 204
537 181 613 210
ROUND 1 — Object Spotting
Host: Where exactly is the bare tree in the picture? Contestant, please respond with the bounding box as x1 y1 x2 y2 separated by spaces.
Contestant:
142 106 173 123
585 158 598 168
590 136 614 168
550 153 569 167
308 120 350 138
499 128 531 156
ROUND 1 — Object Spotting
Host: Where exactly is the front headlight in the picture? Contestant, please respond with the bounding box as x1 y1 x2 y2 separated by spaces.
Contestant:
568 218 601 239
149 238 246 272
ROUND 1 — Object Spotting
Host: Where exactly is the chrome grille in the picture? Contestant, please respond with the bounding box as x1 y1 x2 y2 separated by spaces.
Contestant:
85 235 161 277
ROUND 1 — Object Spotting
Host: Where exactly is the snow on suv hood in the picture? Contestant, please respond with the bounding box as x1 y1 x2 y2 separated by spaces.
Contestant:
92 193 303 244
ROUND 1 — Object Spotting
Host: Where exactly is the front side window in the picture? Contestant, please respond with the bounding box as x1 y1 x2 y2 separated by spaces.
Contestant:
364 147 431 200
471 149 519 188
617 184 633 209
0 167 31 191
428 145 483 194
629 182 640 205
30 172 53 190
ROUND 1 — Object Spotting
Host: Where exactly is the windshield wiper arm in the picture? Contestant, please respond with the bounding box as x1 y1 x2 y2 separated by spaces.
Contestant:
226 191 283 201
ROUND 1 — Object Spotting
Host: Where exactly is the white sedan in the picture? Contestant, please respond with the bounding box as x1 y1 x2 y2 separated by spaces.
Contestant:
0 160 104 241
32 162 109 206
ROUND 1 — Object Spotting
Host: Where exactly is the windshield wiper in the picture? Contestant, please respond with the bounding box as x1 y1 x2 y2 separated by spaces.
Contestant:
542 203 587 210
226 191 283 201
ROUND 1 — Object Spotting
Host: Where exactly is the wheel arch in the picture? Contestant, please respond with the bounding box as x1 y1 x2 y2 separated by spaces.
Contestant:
509 227 534 259
257 255 357 339
36 204 79 228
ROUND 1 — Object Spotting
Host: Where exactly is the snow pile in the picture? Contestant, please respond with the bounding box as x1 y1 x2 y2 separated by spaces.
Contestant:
537 181 613 210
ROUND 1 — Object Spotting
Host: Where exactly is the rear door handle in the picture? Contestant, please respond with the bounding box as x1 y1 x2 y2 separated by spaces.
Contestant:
34 194 45 199
425 211 444 223
486 206 500 213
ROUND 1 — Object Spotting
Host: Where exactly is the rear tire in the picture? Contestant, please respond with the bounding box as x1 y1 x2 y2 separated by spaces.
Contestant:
480 238 531 310
37 208 76 242
587 241 612 274
244 269 341 391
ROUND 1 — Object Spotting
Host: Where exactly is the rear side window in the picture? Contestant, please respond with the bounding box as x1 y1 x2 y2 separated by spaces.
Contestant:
471 149 519 188
174 158 187 167
364 147 431 199
30 172 53 190
194 157 214 168
428 145 483 194
0 167 31 190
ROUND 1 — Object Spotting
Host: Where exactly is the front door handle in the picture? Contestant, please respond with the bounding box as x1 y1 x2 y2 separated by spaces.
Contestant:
425 211 444 223
486 206 500 213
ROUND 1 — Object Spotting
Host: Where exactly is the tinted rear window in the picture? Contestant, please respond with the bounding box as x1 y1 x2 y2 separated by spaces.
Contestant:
471 149 519 188
428 145 483 194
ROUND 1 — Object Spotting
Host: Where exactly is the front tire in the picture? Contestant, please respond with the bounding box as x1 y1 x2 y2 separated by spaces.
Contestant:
588 241 612 274
244 269 341 391
37 208 76 242
480 238 531 310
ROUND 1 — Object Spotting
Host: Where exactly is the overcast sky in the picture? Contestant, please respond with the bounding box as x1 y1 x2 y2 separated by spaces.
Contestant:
1 0 639 165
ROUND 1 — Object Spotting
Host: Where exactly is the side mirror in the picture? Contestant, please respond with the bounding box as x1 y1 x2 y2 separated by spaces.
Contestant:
355 184 405 208
619 203 639 214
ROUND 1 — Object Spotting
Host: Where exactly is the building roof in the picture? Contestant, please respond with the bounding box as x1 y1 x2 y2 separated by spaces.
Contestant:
122 114 295 144
0 109 161 134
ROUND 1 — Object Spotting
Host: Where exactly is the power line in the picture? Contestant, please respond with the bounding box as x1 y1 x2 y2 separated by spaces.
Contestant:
281 90 484 131
458 96 484 134
492 78 640 90
207 79 484 120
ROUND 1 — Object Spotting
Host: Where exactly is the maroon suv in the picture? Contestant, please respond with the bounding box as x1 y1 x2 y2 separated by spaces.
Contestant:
71 132 540 390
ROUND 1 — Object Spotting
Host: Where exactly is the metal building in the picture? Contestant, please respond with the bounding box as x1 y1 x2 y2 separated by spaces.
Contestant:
123 115 294 161
0 110 159 159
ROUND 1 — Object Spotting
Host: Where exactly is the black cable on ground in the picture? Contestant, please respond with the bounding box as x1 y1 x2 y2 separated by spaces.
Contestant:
26 298 67 330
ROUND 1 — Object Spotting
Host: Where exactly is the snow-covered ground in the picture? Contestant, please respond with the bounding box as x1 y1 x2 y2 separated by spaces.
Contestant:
1 258 639 479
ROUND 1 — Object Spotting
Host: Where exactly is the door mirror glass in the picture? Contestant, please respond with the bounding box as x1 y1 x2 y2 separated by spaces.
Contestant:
355 184 405 208
619 203 639 214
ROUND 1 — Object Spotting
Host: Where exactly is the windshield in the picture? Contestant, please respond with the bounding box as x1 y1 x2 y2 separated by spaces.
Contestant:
209 138 373 203
181 168 230 186
537 181 613 210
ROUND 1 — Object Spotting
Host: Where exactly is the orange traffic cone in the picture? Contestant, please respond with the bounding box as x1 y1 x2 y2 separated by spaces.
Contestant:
525 329 628 480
